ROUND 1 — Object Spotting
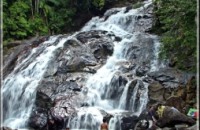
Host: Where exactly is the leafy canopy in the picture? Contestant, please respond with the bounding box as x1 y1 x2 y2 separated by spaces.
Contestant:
153 0 197 72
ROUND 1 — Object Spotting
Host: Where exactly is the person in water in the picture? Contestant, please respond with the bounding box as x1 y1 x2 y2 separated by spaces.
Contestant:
101 118 109 130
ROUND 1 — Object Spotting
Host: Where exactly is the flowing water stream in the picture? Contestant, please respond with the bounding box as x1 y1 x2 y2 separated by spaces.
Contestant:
2 0 164 129
69 0 161 129
2 36 71 128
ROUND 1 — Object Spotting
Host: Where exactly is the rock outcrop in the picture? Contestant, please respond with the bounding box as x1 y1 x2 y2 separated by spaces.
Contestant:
2 1 197 130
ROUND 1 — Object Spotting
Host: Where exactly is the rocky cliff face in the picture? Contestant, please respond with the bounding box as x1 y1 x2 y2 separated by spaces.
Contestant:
2 1 197 130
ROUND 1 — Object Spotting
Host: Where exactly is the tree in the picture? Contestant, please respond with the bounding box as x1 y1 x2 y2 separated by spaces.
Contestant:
153 0 197 72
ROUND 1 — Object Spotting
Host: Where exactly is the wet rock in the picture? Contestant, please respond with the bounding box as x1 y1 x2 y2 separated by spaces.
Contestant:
43 61 58 77
103 8 121 21
93 41 113 60
3 3 197 130
123 33 155 65
156 106 196 128
59 54 97 73
35 92 53 108
125 6 133 13
136 65 150 77
29 108 48 129
37 80 58 98
48 94 79 129
121 113 139 130
3 36 49 78
81 102 90 107
63 39 82 48
142 76 155 83
115 36 122 41
63 81 82 91
147 68 194 88
76 30 108 43
99 109 113 121
124 45 139 60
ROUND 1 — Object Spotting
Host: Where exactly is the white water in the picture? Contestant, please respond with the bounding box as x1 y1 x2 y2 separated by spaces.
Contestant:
118 81 131 109
69 0 158 130
2 36 70 128
2 0 163 129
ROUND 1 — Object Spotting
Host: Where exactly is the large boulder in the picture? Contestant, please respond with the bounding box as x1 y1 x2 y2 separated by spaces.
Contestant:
156 106 196 128
147 68 194 88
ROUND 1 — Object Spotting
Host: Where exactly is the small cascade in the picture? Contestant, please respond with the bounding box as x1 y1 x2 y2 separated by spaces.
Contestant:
69 107 103 129
109 115 122 130
118 81 131 109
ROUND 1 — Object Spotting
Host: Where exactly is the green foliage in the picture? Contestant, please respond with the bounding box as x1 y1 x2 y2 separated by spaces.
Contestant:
3 0 76 43
153 0 197 72
3 1 31 40
92 0 105 10
133 2 143 9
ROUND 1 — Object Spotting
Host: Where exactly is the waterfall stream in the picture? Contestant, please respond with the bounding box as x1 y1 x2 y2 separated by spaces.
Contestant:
2 36 71 128
69 0 158 129
2 0 164 129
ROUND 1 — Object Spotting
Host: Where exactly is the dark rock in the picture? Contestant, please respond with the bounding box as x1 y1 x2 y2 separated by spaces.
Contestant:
142 76 154 83
156 106 196 128
81 102 90 107
165 96 186 113
93 42 113 59
136 65 150 77
115 36 122 41
147 68 194 88
58 53 97 73
63 39 82 48
103 8 120 21
121 115 139 130
37 80 58 98
3 3 197 130
143 14 151 19
125 6 133 13
35 92 53 109
76 30 108 43
29 108 48 129
99 109 113 121
64 81 81 91
169 58 177 67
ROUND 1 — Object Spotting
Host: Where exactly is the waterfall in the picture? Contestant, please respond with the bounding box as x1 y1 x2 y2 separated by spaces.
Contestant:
2 0 164 129
69 0 159 130
2 36 70 128
118 81 131 109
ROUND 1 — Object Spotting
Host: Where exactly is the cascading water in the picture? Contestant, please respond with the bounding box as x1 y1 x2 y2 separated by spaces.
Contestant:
69 0 162 130
2 36 71 128
2 0 165 129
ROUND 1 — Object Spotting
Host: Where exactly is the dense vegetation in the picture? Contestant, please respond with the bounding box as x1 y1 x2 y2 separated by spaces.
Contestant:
3 0 106 44
153 0 197 72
